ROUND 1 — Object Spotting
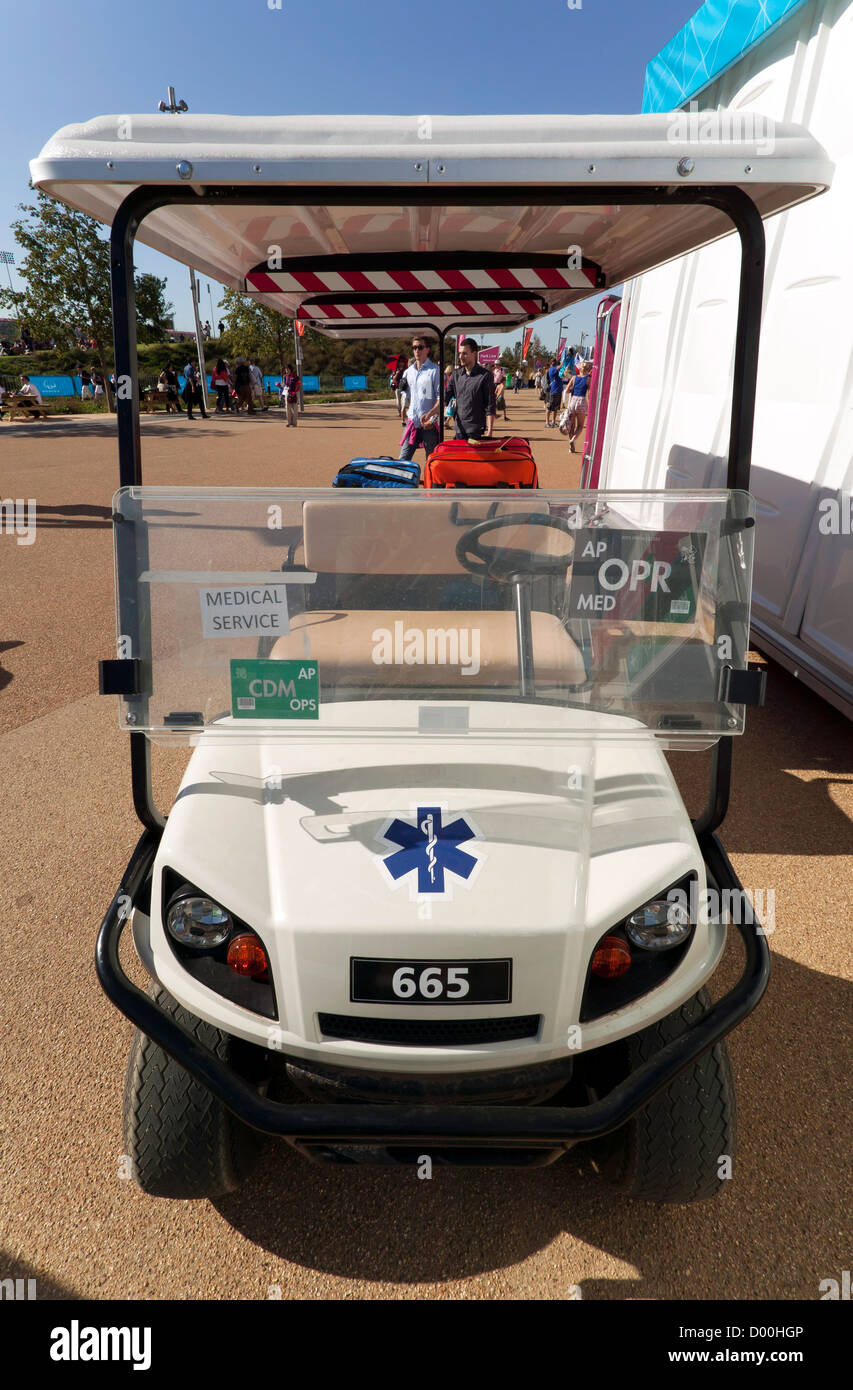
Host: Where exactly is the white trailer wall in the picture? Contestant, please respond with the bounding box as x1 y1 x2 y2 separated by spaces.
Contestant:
603 0 853 716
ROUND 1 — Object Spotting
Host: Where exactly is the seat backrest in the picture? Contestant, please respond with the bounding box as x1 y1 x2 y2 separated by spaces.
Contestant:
302 497 558 575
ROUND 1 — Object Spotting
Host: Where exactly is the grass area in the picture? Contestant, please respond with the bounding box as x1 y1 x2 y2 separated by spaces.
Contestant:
0 340 395 398
3 389 392 416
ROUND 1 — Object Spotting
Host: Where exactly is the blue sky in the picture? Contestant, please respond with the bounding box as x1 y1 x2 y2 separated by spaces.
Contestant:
4 0 701 350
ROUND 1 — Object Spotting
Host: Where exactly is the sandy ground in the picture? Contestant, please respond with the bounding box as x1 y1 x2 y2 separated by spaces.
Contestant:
1 396 851 1301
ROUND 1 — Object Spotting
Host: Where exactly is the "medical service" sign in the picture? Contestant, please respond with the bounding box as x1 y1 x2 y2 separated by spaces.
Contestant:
200 584 290 638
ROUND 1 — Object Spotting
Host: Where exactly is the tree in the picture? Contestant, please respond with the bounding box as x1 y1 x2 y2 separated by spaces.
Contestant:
499 338 523 372
0 190 113 386
220 287 293 377
134 273 174 343
527 332 550 367
0 189 175 403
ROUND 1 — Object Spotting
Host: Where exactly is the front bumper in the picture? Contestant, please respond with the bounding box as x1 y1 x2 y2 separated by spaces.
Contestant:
96 828 769 1158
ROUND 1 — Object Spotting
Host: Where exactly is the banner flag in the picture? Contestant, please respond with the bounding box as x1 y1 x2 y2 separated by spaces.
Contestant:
521 325 533 362
477 344 501 366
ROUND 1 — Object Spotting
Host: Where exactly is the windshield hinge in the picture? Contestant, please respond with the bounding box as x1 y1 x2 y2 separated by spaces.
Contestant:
720 515 756 536
720 663 767 707
99 658 142 696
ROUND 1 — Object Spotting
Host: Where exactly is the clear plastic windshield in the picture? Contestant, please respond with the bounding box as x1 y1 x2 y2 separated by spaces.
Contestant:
112 487 755 742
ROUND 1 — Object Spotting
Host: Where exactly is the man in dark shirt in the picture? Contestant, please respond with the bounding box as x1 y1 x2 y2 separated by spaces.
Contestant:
448 338 496 441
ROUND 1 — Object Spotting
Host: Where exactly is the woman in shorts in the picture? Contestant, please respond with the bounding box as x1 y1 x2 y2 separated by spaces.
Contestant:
565 361 591 452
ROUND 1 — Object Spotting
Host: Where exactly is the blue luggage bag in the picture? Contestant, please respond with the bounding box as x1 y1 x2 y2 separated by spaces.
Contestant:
333 457 420 488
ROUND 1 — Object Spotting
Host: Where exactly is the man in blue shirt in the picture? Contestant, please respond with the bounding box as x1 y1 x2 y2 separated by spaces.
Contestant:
546 357 563 428
399 336 440 461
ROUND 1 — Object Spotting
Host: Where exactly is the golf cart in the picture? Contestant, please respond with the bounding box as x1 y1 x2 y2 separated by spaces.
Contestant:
31 115 831 1200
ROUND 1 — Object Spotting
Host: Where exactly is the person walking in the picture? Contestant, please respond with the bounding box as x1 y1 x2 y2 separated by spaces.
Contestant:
160 365 183 412
182 360 208 420
249 358 266 411
399 336 440 462
78 365 94 401
513 369 522 393
447 338 496 442
92 371 106 408
564 360 591 452
493 363 508 420
282 363 300 426
232 357 254 413
217 320 225 338
390 362 407 420
545 357 563 428
211 359 231 413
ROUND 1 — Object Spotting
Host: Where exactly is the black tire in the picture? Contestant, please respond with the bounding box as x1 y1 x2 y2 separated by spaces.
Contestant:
123 985 266 1199
585 988 736 1204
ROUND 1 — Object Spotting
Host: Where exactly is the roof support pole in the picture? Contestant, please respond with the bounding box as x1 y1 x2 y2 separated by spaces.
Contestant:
721 189 765 491
437 327 446 443
293 318 304 413
109 193 164 828
109 192 143 489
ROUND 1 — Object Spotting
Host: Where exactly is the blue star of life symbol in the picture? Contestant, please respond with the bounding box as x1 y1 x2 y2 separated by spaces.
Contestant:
380 806 479 895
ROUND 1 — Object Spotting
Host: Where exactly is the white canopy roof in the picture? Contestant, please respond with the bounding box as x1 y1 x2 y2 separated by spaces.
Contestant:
31 113 832 335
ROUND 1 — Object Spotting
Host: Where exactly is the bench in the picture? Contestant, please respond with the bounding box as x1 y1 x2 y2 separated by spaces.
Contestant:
1 393 46 420
142 387 182 414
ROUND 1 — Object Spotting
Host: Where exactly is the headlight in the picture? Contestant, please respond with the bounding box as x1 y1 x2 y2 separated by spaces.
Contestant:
625 899 691 952
166 895 232 950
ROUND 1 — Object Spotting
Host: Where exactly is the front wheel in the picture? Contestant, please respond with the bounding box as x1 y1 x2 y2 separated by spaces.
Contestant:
583 989 736 1203
123 985 266 1199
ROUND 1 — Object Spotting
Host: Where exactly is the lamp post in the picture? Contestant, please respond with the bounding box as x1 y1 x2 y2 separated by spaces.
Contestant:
188 267 210 406
207 283 217 340
555 315 570 359
0 251 19 335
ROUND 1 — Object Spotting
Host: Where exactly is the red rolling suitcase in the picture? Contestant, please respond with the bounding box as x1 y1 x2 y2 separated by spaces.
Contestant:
431 436 533 457
424 437 538 489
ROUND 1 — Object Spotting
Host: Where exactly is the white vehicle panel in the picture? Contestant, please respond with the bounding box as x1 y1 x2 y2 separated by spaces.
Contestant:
146 715 714 1074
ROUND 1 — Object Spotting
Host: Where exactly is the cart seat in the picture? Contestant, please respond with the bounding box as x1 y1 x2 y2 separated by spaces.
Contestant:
270 608 587 686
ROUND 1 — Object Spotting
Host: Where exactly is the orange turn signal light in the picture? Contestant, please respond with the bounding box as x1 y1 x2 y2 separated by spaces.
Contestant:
591 935 632 979
226 932 269 978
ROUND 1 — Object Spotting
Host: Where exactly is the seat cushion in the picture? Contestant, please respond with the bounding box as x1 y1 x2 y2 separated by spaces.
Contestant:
270 609 587 686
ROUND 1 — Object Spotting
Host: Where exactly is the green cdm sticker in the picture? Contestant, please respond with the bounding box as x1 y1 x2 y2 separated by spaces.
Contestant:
230 659 319 719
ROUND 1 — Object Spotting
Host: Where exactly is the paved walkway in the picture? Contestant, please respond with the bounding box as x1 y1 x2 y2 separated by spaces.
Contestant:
1 398 850 1300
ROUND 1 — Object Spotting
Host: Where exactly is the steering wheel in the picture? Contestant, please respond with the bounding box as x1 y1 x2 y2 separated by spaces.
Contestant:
455 510 575 581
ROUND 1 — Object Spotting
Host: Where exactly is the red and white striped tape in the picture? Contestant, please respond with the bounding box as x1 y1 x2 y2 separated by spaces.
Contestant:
295 297 544 321
247 264 596 295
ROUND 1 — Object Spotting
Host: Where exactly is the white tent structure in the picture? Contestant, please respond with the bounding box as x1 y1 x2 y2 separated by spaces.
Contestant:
601 0 853 718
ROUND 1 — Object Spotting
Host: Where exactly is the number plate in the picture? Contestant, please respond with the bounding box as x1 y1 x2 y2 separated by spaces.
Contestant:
350 958 512 1005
